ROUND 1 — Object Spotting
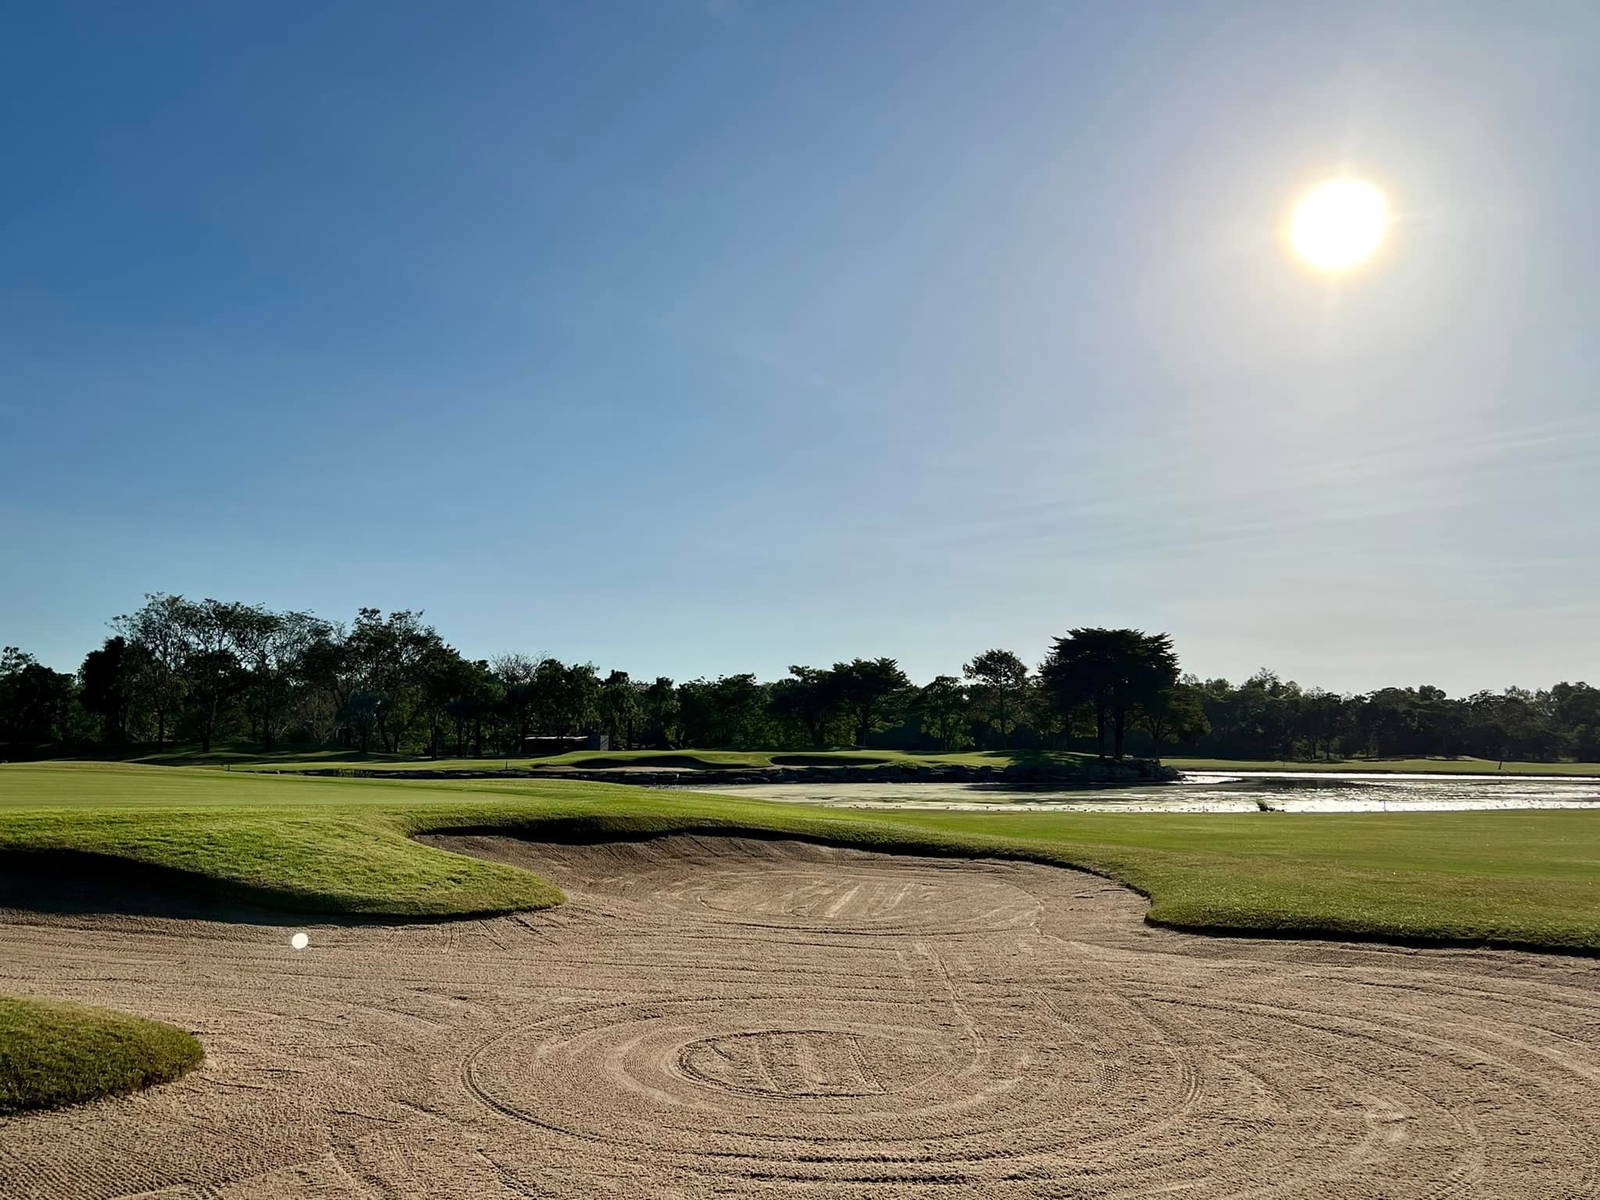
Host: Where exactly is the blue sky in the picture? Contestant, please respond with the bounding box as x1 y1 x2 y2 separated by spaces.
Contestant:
3 1 1596 694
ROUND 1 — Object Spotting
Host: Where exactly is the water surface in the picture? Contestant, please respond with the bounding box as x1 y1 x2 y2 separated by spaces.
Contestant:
687 770 1600 813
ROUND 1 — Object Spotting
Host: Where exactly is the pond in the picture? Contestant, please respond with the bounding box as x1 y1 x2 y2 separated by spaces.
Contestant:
685 770 1600 813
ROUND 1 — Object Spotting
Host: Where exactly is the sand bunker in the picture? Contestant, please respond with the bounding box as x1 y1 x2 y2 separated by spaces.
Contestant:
3 835 1599 1197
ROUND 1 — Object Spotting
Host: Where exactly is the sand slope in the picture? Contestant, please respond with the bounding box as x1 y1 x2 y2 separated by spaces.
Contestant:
2 835 1599 1197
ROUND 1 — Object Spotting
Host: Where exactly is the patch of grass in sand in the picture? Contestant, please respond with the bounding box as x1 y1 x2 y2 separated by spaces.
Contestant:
0 995 203 1114
2 763 1600 950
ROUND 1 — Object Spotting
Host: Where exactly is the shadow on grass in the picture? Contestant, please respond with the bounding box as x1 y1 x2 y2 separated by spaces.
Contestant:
0 851 309 924
0 851 482 927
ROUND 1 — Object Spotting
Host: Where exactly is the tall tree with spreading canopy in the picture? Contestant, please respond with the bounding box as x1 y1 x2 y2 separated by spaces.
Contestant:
828 658 912 747
638 676 680 749
424 648 492 757
677 674 770 748
599 670 640 749
345 609 444 752
173 598 255 754
79 636 140 745
492 654 539 750
962 649 1031 747
1040 628 1179 760
769 666 844 748
235 608 331 752
113 593 189 748
914 675 973 750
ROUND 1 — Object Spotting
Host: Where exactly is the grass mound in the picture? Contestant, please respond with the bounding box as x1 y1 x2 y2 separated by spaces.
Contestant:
0 995 203 1114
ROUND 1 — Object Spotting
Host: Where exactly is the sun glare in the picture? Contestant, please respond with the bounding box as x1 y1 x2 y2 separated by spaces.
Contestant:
1288 179 1389 272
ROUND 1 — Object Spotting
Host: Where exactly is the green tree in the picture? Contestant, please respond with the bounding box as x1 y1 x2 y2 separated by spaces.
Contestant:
1551 682 1600 760
297 624 358 748
342 690 383 755
1136 680 1208 760
0 648 79 749
914 675 973 750
492 654 539 750
599 670 640 749
677 675 770 748
827 658 912 747
1297 687 1347 760
1039 628 1179 760
79 636 139 745
345 609 444 752
424 648 492 757
558 662 601 736
234 609 331 752
638 677 680 748
769 666 844 748
113 593 190 748
962 649 1031 747
172 598 256 754
528 659 600 737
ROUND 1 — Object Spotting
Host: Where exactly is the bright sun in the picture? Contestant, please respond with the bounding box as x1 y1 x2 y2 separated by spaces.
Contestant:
1288 178 1389 272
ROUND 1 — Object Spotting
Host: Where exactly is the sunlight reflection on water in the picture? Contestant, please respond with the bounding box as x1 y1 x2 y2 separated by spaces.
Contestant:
686 771 1600 814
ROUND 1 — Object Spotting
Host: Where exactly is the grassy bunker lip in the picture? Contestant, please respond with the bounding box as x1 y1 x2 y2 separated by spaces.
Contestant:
0 995 203 1115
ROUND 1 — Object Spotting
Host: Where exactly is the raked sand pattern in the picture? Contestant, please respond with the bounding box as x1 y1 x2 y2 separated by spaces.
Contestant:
3 835 1600 1197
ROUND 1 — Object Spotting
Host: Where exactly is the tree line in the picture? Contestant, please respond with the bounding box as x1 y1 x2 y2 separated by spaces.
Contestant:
2 593 1597 764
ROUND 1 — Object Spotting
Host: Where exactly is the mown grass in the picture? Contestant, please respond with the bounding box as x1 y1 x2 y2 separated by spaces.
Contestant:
0 995 203 1114
2 763 1600 950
